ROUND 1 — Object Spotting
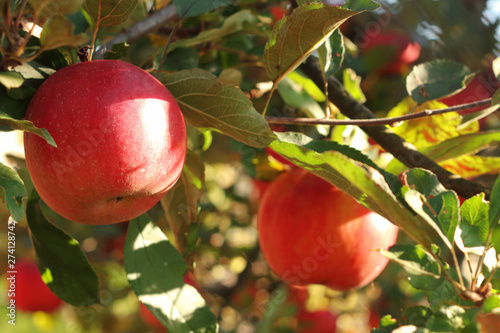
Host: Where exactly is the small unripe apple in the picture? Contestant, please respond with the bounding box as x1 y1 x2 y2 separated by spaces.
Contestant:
24 60 186 225
258 168 398 291
10 259 63 312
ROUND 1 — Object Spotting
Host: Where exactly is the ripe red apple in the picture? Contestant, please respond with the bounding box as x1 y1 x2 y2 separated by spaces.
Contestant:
297 308 337 333
359 31 420 75
477 312 500 333
24 60 187 225
10 259 63 312
258 168 398 291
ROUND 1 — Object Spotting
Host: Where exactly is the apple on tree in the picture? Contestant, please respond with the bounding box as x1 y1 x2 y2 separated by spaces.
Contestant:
10 259 63 313
24 60 187 225
258 168 398 291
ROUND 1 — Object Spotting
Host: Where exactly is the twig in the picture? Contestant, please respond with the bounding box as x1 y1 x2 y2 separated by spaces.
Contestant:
300 57 489 200
93 4 178 59
265 98 494 126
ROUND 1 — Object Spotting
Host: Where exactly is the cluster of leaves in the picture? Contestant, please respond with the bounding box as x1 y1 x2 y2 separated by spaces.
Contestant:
1 0 500 332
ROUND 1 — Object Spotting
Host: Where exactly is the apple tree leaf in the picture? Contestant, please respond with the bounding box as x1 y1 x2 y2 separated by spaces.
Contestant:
492 88 500 106
439 155 500 179
168 10 260 53
490 174 500 227
40 14 89 50
342 0 381 11
0 112 57 147
459 193 489 248
269 131 439 250
0 163 26 222
84 0 138 28
0 71 24 89
263 3 372 83
492 56 500 81
26 190 100 306
380 244 443 290
406 59 474 104
402 168 460 246
160 69 275 148
103 41 129 60
124 215 218 333
343 68 366 103
160 150 204 265
173 0 232 18
318 28 345 79
28 0 85 18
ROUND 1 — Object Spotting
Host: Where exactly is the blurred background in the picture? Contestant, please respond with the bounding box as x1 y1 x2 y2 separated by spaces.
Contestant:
1 0 500 332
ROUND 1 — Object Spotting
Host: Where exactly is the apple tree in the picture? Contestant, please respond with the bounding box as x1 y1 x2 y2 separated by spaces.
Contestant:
1 0 500 332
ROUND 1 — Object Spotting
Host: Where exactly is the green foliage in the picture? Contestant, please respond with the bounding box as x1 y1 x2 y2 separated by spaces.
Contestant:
26 190 101 306
0 162 26 222
124 215 218 333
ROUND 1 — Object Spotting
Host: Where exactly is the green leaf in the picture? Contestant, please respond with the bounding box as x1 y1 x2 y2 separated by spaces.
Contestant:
492 88 500 106
173 0 232 17
160 151 204 265
287 71 325 102
40 14 89 50
0 71 24 89
168 10 259 53
459 193 490 248
402 306 433 326
84 0 138 27
403 168 459 245
277 76 328 135
380 244 443 290
490 174 500 227
371 315 399 333
426 305 465 332
160 69 274 148
0 112 57 147
263 3 364 83
318 28 345 79
103 41 129 60
124 215 218 333
0 162 26 222
492 56 500 81
343 68 366 103
28 0 84 16
427 279 475 310
269 132 438 250
342 0 381 11
406 59 473 104
27 190 100 306
482 295 500 313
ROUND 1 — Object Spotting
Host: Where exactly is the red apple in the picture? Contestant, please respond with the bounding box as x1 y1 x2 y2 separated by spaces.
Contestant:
477 312 500 333
270 6 287 23
10 259 63 312
24 60 187 225
359 31 420 75
297 308 337 333
258 168 398 291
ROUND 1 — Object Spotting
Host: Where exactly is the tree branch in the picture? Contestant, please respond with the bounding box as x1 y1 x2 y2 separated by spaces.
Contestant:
266 98 494 126
93 4 178 59
300 57 489 199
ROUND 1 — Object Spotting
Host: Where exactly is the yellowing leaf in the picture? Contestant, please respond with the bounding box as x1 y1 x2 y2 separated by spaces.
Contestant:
40 14 89 50
388 97 478 148
439 155 500 178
